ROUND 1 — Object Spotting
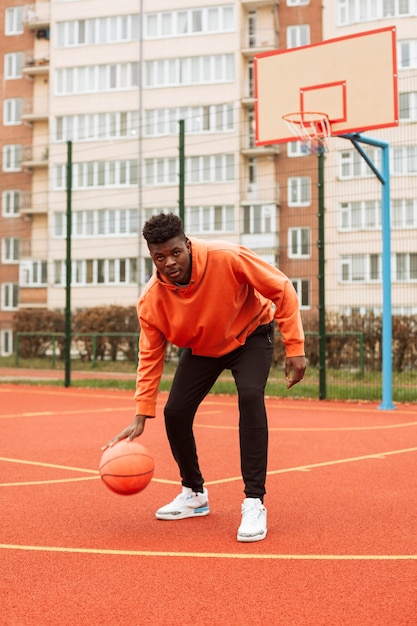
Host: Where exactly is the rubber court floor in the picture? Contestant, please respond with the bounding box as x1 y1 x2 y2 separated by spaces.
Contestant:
1 383 416 626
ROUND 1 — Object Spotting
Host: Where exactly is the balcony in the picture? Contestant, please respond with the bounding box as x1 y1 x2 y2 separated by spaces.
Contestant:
20 192 48 215
244 183 280 204
22 52 50 76
21 97 49 123
23 4 50 31
21 146 49 170
241 31 279 57
241 135 280 157
241 0 278 7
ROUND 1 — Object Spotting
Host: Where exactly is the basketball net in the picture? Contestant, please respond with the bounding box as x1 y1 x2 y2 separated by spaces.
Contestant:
282 112 331 155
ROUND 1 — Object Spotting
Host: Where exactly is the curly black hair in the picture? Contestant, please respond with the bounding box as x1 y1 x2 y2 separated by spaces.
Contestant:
142 212 185 244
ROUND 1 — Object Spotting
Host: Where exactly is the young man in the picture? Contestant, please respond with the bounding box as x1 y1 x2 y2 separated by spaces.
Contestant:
104 213 306 542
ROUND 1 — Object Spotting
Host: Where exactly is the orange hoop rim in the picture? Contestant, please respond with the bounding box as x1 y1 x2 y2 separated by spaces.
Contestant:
282 111 331 154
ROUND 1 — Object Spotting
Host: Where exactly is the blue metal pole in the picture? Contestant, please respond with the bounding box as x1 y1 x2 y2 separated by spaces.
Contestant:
342 134 395 410
378 140 395 410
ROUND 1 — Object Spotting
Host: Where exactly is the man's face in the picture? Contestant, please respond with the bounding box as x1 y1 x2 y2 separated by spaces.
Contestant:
148 236 192 285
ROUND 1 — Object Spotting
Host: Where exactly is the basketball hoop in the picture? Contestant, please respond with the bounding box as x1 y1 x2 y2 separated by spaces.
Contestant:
282 112 331 155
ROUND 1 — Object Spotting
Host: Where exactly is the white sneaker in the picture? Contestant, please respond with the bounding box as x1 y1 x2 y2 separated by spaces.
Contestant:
155 487 209 520
237 497 267 542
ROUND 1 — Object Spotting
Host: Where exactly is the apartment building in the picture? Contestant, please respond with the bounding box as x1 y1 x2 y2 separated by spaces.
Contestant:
322 1 417 316
0 1 34 355
1 0 416 357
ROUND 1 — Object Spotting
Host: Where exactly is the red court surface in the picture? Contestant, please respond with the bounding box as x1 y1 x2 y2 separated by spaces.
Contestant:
1 384 416 625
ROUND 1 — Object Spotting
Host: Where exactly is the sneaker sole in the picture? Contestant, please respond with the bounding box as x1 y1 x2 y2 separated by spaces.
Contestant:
155 505 210 520
237 528 267 542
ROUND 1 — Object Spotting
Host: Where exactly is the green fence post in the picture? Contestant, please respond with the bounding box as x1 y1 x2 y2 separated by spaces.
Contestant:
359 332 364 376
92 334 97 368
15 333 19 367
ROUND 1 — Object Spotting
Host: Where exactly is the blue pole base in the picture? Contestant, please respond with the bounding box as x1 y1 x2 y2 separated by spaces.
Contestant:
377 400 396 411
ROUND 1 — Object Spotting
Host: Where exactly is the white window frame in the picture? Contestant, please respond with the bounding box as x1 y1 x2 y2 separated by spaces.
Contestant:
399 92 417 122
392 145 417 175
144 54 234 88
5 7 24 35
3 145 21 172
186 205 234 234
394 253 417 281
2 191 21 217
19 260 48 287
0 329 13 356
2 237 19 263
288 176 311 207
391 198 417 228
1 283 18 310
288 227 310 258
144 5 235 39
242 204 275 235
338 0 412 26
291 278 310 309
397 40 417 70
3 98 22 125
339 254 381 283
287 24 310 49
338 148 381 179
4 52 23 79
338 200 382 231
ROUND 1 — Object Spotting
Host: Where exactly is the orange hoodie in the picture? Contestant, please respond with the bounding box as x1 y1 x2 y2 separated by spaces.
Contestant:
135 238 304 416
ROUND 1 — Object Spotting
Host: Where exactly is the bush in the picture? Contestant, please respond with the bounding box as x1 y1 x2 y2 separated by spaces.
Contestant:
13 309 65 358
73 305 139 361
273 312 417 372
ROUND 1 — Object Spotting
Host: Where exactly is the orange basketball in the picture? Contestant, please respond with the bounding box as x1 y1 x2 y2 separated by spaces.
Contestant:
99 439 154 496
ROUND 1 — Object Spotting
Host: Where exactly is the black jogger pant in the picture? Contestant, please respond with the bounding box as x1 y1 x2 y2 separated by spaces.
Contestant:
164 321 274 500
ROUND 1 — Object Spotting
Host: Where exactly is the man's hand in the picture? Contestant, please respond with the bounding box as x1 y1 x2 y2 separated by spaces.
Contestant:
102 415 149 450
285 355 306 389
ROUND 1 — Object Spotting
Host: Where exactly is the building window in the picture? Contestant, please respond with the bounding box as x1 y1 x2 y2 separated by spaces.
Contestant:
339 201 382 231
144 54 234 88
186 205 234 233
242 204 274 234
53 258 138 286
1 237 19 263
1 283 18 310
288 227 310 257
0 329 13 356
4 52 23 79
339 254 381 283
291 279 310 309
287 25 310 48
56 15 140 47
338 0 411 25
397 40 417 70
55 63 139 95
3 145 22 172
53 208 139 237
392 198 417 228
144 5 234 39
287 141 306 157
392 146 417 174
144 104 234 136
54 160 138 189
2 191 21 217
19 261 48 286
5 7 24 34
3 98 22 125
399 92 417 121
338 148 381 179
394 253 417 281
288 176 311 206
55 111 139 141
